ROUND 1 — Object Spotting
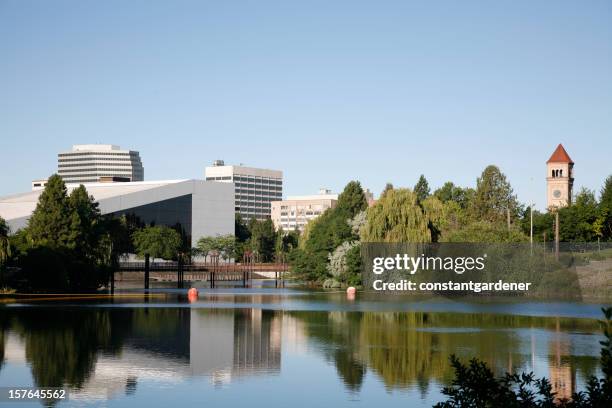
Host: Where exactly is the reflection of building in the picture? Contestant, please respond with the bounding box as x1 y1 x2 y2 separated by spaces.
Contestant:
205 160 283 221
58 144 144 184
271 189 338 232
2 308 286 403
546 144 574 209
549 327 576 402
232 309 281 376
0 179 234 246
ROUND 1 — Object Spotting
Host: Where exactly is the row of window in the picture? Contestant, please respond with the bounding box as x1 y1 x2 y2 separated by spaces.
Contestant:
279 211 322 218
235 183 282 191
233 175 282 185
235 189 282 196
236 207 271 214
206 176 283 186
59 169 135 174
59 160 136 165
235 195 279 202
58 152 135 157
237 201 272 208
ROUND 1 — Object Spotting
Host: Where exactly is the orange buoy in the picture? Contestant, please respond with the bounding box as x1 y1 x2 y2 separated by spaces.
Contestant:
187 287 198 303
346 286 356 300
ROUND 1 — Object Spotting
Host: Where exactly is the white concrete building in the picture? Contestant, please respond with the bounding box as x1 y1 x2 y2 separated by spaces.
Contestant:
271 188 338 232
0 179 234 247
58 144 144 184
205 160 282 221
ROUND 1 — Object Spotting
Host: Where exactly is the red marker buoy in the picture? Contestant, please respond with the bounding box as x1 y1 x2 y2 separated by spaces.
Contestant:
187 287 198 303
346 286 356 300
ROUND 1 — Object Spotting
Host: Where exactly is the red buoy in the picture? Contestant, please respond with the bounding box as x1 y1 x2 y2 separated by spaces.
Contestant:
187 287 198 303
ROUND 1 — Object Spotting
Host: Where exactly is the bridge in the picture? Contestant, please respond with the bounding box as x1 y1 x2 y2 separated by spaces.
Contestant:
111 261 289 291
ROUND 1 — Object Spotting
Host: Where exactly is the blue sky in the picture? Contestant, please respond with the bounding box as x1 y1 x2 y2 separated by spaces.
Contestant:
1 0 611 210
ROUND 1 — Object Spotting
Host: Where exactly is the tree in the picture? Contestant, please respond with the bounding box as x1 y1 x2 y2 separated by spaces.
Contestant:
361 188 436 242
414 174 430 203
27 174 79 249
235 214 251 243
447 221 527 243
290 181 368 282
0 217 10 268
327 241 360 284
599 175 612 240
381 182 394 198
196 236 216 262
433 182 474 209
559 188 600 242
248 219 276 262
132 226 183 260
336 181 368 218
69 185 103 258
435 307 612 407
471 165 518 223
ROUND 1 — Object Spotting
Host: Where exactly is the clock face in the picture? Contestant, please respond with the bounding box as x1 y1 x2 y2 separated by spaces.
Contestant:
553 189 562 198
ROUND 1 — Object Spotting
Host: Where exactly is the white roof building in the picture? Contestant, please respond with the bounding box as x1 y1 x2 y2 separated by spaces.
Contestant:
0 179 234 246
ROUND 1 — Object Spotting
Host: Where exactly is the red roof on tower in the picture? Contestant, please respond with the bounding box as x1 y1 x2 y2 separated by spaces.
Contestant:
547 144 574 164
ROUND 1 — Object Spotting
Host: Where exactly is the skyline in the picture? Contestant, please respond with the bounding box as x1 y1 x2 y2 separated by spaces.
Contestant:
1 0 611 210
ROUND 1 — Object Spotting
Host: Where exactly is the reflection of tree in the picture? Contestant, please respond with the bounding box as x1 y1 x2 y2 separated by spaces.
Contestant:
12 309 128 388
292 311 601 392
291 311 366 391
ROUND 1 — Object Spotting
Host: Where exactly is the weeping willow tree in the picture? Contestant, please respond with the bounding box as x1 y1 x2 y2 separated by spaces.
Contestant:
361 188 442 242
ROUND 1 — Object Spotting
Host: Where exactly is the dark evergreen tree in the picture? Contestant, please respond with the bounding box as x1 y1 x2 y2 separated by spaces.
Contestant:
472 165 518 223
336 181 368 218
414 174 430 203
27 174 79 249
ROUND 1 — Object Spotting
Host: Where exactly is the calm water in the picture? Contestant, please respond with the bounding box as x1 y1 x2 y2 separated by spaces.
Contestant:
0 285 608 407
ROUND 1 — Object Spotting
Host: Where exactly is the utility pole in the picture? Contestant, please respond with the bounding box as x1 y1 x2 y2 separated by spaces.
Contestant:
530 204 534 255
554 211 560 261
507 208 511 230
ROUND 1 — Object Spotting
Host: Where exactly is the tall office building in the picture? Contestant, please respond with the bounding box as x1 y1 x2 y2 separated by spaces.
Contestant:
205 160 283 220
57 144 144 184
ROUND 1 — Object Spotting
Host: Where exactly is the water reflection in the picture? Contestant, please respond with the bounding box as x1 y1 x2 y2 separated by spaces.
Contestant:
0 305 604 404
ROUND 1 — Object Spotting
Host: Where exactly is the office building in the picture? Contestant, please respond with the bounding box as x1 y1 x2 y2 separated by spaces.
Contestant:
0 179 234 247
205 160 282 221
271 188 338 232
58 144 144 184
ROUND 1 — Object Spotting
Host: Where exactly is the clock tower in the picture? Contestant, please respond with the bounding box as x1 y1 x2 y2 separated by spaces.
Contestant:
546 144 574 209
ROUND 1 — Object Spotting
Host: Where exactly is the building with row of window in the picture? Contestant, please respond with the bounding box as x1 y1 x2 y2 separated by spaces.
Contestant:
205 160 283 221
57 144 144 184
270 189 338 232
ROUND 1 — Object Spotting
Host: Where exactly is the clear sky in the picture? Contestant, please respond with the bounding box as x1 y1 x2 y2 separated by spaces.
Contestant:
1 0 611 210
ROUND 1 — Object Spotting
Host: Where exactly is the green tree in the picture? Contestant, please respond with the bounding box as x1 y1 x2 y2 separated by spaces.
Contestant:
69 185 103 258
361 188 436 242
559 188 600 242
290 181 368 282
235 214 251 243
248 219 276 262
132 226 182 260
381 182 394 198
336 180 368 218
414 174 431 203
599 175 612 240
471 165 518 223
27 174 79 249
0 217 10 268
433 182 474 209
